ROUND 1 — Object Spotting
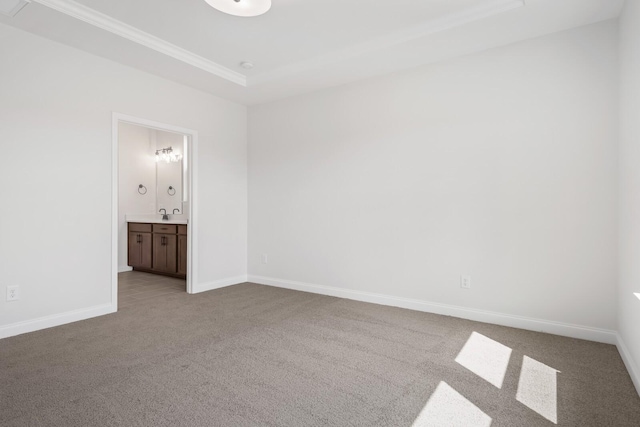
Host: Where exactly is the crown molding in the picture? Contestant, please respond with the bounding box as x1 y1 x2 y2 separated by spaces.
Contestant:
0 0 31 17
29 0 524 89
32 0 247 87
250 0 526 85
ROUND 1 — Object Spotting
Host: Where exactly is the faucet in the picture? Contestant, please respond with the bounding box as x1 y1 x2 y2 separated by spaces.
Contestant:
159 208 168 221
173 208 180 215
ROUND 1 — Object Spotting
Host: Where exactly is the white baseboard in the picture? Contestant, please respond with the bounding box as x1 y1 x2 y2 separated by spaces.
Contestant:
118 266 133 273
0 303 116 340
248 275 618 345
616 333 640 396
192 275 248 294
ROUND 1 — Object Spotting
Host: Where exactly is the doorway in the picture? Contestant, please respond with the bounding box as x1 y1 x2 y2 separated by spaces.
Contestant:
111 113 198 310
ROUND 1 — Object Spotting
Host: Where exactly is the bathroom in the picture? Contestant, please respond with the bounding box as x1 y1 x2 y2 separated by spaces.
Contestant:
117 121 190 308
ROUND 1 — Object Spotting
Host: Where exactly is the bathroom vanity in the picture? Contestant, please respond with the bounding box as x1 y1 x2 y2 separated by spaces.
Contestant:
128 221 187 278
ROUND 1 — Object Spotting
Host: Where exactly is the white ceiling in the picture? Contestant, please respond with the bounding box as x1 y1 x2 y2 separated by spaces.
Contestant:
0 0 625 105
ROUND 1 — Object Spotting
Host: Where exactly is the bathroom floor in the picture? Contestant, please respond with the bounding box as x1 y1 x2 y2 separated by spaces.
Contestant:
118 271 186 309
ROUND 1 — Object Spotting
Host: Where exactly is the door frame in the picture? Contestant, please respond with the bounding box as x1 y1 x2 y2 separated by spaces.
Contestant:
111 112 198 308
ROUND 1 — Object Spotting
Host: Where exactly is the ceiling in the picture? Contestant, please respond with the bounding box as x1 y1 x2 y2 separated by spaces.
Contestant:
0 0 625 105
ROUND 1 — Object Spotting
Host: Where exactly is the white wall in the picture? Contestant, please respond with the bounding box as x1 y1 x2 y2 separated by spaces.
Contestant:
248 20 619 332
0 23 247 335
618 0 640 390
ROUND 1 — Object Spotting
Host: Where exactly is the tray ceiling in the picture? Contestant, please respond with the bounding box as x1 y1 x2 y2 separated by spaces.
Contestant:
0 0 625 104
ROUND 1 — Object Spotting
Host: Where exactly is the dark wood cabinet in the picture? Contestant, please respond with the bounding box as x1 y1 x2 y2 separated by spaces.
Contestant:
178 235 187 275
127 222 186 278
128 232 152 269
153 234 177 273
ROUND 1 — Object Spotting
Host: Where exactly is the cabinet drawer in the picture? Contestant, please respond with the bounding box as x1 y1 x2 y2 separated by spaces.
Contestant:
153 224 177 234
178 225 187 235
129 223 152 233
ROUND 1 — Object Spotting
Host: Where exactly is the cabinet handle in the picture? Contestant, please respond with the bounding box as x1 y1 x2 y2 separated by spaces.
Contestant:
137 234 141 244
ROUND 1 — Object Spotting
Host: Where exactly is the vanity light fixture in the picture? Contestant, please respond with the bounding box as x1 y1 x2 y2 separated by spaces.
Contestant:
203 0 271 17
155 147 182 163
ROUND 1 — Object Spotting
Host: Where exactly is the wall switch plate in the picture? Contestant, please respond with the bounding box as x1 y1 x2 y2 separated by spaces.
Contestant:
261 254 268 264
460 275 471 289
6 285 20 301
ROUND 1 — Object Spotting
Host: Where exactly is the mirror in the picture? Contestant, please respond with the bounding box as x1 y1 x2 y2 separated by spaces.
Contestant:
154 130 186 215
156 159 182 214
117 122 188 220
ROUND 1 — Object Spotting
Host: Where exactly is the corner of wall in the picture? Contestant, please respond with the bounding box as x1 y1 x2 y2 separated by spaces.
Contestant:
617 333 640 396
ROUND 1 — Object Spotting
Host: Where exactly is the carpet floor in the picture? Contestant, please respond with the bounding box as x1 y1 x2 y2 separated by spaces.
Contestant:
1 281 639 426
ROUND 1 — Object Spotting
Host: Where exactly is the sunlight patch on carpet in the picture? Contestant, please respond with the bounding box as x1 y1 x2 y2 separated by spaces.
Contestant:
516 355 559 424
412 381 492 427
455 331 512 389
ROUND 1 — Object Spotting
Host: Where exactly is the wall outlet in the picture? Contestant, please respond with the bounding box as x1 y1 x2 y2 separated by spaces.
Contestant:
261 254 268 264
6 285 20 301
460 275 471 289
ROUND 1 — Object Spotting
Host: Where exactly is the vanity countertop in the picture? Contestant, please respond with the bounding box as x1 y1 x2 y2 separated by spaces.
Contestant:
126 214 188 225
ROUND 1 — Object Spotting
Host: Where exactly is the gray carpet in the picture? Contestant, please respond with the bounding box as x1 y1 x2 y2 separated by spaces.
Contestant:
1 281 639 426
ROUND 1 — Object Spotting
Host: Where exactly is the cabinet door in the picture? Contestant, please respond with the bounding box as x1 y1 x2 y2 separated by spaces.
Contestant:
139 233 152 269
128 232 152 269
153 234 177 273
178 235 187 276
128 232 140 267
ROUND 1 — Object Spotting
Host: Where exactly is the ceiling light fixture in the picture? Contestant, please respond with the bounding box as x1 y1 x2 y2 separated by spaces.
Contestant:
204 0 271 17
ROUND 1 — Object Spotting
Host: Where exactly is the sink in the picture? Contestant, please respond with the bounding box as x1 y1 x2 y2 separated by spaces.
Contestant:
125 214 188 224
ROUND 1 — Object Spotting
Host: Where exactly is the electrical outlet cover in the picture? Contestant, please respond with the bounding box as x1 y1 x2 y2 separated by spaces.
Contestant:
460 275 471 289
6 285 20 301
